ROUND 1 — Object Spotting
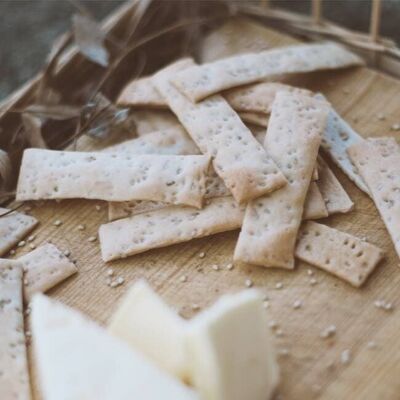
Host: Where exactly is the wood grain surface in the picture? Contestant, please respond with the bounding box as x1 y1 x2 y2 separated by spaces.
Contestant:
8 21 400 400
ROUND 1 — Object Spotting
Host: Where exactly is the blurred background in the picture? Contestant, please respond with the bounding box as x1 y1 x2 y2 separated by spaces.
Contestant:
0 0 399 101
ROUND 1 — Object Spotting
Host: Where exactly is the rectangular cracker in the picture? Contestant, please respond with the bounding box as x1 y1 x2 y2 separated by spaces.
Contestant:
16 149 210 208
238 111 269 128
0 259 31 400
171 43 364 102
102 127 200 155
153 59 286 204
0 207 38 257
99 197 245 261
117 76 166 109
303 182 329 220
316 95 370 194
225 82 313 114
348 137 400 258
234 92 328 268
317 156 354 215
18 243 78 302
296 221 384 287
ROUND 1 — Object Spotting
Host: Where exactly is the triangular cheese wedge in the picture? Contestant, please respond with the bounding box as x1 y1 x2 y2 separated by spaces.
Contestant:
108 280 189 381
187 290 279 400
31 294 198 400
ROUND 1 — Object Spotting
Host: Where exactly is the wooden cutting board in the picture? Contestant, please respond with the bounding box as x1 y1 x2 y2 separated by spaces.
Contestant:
10 21 400 400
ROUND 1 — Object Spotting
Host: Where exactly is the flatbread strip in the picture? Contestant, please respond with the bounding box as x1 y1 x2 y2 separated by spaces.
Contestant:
0 207 38 257
303 182 329 220
317 156 354 215
19 243 78 302
153 59 287 204
171 43 364 102
234 92 328 268
348 137 400 258
16 149 210 208
99 197 245 262
0 260 31 400
296 221 384 287
317 95 370 194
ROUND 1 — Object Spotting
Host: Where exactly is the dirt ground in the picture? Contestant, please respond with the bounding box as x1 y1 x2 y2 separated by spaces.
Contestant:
0 0 398 101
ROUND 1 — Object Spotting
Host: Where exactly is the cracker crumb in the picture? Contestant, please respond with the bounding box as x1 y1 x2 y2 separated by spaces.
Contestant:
53 219 62 226
77 224 85 231
27 235 36 242
245 279 253 288
63 250 70 257
198 252 205 258
180 275 188 283
106 268 114 276
116 277 125 285
374 299 394 311
17 240 26 247
88 236 97 242
341 349 351 365
307 269 314 276
275 282 283 290
29 243 36 250
212 264 219 271
226 263 234 270
275 329 284 337
110 281 119 288
320 325 336 339
293 300 303 309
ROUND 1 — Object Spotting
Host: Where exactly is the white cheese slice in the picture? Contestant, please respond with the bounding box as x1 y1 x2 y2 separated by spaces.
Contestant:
31 294 198 400
186 289 279 400
108 280 189 381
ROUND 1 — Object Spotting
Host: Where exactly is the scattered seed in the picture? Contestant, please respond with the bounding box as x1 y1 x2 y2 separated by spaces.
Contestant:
95 205 101 211
293 300 302 309
27 235 36 242
77 224 85 231
116 277 124 285
226 263 234 270
320 325 336 339
63 250 70 257
180 275 188 283
275 282 283 290
17 241 26 247
307 269 314 276
110 281 119 288
198 252 205 258
106 268 114 276
53 219 62 226
245 279 253 288
88 236 97 242
374 299 394 311
341 349 351 365
29 243 36 250
212 264 219 271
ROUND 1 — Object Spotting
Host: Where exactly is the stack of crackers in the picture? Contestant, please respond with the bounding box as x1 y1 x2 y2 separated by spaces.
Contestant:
2 17 400 400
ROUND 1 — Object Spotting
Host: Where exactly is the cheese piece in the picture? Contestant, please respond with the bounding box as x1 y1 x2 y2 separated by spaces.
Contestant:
31 294 198 400
187 289 279 400
108 280 188 381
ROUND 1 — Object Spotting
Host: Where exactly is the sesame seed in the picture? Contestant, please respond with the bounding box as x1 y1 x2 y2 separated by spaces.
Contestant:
27 235 36 242
391 123 400 131
307 269 314 276
106 268 114 276
275 282 283 290
29 243 36 250
180 275 188 283
310 278 318 286
116 277 124 285
88 236 97 242
95 205 101 211
245 279 253 288
212 264 219 271
199 252 205 258
110 281 119 288
226 263 234 270
320 325 336 339
17 241 26 247
341 349 351 365
77 224 85 231
53 219 62 226
374 299 394 311
293 300 302 309
64 250 70 257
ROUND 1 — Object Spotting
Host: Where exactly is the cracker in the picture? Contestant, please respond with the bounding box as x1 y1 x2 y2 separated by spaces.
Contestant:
303 182 329 220
99 197 245 261
317 156 354 215
238 111 269 128
348 137 400 258
31 295 198 400
225 82 313 114
0 207 38 257
172 43 364 102
317 95 370 194
19 243 78 302
117 76 166 109
296 221 384 287
102 127 200 155
0 259 31 400
234 92 328 268
153 59 286 204
130 110 181 136
16 149 210 208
